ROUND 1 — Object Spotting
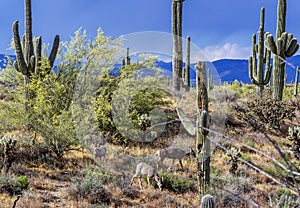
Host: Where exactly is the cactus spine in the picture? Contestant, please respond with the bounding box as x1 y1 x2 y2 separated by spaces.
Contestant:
13 0 59 83
200 194 215 208
183 36 190 89
248 7 272 96
172 0 185 91
264 0 299 100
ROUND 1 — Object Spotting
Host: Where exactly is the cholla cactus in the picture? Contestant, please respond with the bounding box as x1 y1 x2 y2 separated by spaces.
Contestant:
287 126 300 159
0 135 17 174
226 147 242 174
138 114 151 131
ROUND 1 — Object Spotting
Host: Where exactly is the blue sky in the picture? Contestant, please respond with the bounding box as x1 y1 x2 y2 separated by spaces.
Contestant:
1 0 300 61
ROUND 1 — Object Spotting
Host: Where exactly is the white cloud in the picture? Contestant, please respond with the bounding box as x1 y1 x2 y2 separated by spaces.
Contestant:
203 43 251 61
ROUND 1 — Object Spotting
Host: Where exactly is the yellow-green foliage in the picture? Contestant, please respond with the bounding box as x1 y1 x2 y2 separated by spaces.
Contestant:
223 80 256 98
283 84 295 100
27 59 78 158
94 55 172 145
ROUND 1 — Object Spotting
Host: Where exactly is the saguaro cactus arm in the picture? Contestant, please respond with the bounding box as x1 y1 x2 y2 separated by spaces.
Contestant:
49 35 60 68
265 32 299 58
13 21 28 74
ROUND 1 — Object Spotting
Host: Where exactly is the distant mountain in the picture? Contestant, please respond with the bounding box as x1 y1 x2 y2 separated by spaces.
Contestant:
1 54 300 84
212 59 249 83
156 55 300 84
212 55 300 84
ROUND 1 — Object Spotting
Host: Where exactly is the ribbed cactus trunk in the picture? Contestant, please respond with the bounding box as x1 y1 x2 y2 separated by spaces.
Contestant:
184 36 190 89
248 7 272 97
126 47 130 65
207 68 214 90
200 194 215 208
294 67 299 97
195 61 210 196
172 0 184 91
177 0 183 85
273 0 286 100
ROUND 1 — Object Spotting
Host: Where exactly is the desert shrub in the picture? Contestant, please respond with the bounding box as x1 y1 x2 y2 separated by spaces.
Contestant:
151 172 194 193
210 87 238 102
0 174 29 196
16 175 30 190
226 80 243 97
71 167 111 204
283 84 295 100
0 174 18 195
268 188 300 207
84 166 119 185
211 174 253 207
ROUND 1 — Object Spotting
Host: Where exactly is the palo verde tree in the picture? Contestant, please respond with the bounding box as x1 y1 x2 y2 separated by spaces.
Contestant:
1 28 121 158
94 54 172 145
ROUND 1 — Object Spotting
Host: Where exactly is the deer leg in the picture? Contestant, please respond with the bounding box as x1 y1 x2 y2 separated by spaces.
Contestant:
170 159 175 171
179 159 183 170
147 176 151 188
138 177 143 190
130 175 136 186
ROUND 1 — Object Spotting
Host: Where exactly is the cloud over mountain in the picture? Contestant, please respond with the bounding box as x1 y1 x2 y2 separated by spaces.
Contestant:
203 43 251 61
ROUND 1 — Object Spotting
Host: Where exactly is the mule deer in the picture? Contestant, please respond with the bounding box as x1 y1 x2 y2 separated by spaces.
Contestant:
84 131 111 147
94 146 106 161
130 162 163 191
157 147 195 170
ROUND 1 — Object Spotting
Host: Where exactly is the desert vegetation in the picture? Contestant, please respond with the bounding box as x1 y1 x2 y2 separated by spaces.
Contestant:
0 0 300 207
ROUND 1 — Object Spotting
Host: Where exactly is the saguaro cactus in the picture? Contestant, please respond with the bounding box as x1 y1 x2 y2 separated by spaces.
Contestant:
195 61 209 195
264 0 299 100
183 36 191 89
294 67 299 97
207 68 214 90
248 7 272 96
172 0 185 91
126 47 130 65
13 0 59 84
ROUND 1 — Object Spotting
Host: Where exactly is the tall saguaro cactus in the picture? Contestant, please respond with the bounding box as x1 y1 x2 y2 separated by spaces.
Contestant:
264 0 299 100
248 7 272 96
195 61 209 195
172 0 185 91
294 67 299 97
183 36 190 89
13 0 59 86
126 47 130 65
